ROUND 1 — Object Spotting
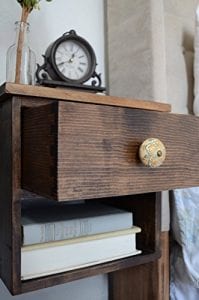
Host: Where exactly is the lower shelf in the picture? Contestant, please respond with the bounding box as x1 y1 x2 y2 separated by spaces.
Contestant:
0 191 161 295
21 250 161 294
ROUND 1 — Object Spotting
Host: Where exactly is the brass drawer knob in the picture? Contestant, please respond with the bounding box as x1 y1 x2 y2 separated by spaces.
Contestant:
139 138 166 168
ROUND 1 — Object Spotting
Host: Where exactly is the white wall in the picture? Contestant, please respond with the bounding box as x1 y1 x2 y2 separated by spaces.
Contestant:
0 0 107 299
0 275 108 300
0 0 105 86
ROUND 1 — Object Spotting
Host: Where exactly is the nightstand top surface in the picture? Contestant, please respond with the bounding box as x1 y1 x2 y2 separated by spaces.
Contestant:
0 82 171 112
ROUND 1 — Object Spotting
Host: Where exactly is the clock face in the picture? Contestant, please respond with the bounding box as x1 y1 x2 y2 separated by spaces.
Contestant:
54 40 91 82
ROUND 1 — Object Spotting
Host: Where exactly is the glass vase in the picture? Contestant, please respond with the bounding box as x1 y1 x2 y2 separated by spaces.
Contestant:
6 21 36 85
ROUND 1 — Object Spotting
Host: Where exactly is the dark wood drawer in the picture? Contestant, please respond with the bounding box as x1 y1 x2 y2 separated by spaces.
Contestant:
22 101 199 201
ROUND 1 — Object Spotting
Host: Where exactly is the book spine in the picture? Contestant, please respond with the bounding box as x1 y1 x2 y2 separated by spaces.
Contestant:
21 231 141 280
22 212 133 245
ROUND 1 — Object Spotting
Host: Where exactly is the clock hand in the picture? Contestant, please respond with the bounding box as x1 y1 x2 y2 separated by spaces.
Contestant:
67 57 74 63
58 58 73 65
70 47 80 60
57 61 65 66
64 47 81 64
74 47 80 54
57 50 79 66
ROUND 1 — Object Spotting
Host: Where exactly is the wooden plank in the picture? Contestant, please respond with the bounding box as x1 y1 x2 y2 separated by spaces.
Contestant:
21 103 58 199
21 192 160 294
109 261 160 300
22 101 199 201
105 193 161 253
21 252 160 294
109 231 169 300
0 98 22 295
157 231 169 300
0 82 171 112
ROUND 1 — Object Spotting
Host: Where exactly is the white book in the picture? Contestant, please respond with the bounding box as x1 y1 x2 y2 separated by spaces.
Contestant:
21 226 141 280
21 201 133 245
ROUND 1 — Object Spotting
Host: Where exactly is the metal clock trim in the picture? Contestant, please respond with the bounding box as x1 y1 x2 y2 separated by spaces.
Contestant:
45 30 97 84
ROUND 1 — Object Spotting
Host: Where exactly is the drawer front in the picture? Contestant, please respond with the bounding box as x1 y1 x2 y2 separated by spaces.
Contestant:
22 101 199 201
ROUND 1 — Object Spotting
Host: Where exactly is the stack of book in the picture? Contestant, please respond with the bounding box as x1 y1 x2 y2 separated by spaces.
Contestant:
21 199 141 280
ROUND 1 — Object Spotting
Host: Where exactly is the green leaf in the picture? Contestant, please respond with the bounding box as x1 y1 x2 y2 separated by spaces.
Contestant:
16 0 53 11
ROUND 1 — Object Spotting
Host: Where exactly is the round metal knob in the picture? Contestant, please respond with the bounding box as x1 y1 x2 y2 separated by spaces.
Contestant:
139 138 166 168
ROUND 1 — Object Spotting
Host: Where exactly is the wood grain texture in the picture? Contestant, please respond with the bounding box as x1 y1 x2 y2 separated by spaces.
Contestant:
21 252 160 294
0 93 164 296
109 262 160 300
22 103 58 198
22 101 199 201
157 231 169 300
0 82 171 112
21 193 161 294
103 192 161 253
109 231 169 300
0 98 22 295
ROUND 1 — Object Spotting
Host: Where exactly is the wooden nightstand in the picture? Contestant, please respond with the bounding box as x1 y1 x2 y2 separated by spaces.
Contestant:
0 83 198 297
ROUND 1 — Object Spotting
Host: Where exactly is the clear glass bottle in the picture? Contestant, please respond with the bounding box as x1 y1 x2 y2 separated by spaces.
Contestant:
6 21 36 85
